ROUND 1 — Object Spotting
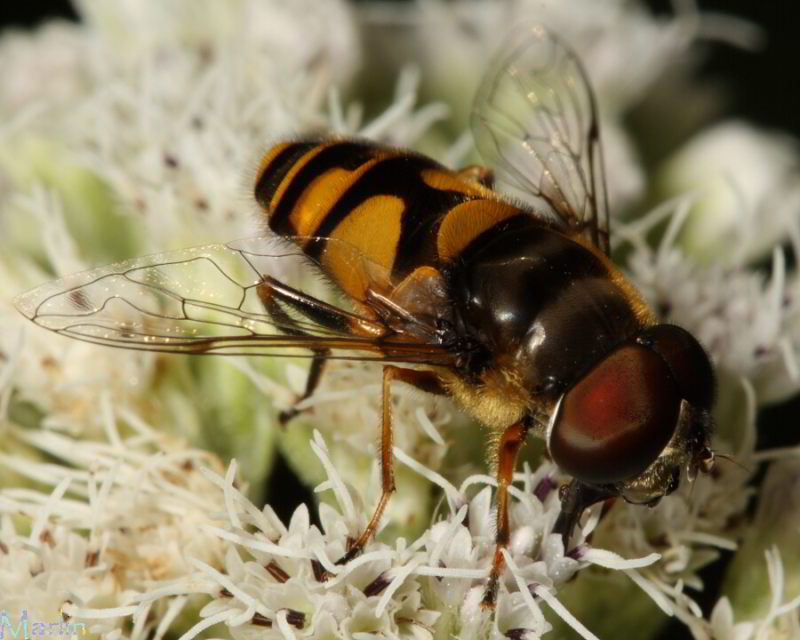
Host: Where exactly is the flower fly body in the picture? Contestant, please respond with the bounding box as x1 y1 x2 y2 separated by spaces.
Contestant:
15 26 716 608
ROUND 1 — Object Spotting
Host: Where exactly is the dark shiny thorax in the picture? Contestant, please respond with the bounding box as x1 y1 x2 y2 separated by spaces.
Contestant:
446 218 644 396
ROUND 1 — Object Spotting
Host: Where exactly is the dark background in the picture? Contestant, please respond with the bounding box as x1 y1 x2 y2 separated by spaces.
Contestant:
2 2 797 639
648 0 800 137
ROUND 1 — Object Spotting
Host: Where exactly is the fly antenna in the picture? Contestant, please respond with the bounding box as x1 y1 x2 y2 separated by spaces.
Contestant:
715 452 751 474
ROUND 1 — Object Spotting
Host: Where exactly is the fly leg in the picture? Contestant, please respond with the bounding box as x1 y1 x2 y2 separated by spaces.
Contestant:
552 480 615 551
277 353 327 425
256 277 381 425
481 419 532 609
258 275 382 336
337 365 447 564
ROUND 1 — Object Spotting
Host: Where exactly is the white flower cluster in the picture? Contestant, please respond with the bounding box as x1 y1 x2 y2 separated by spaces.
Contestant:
0 416 228 638
0 419 662 640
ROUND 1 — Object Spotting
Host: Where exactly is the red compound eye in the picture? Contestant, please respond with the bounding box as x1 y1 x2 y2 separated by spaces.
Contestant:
549 344 681 484
639 324 715 410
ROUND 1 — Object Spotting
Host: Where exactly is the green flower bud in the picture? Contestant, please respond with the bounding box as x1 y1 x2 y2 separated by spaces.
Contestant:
723 457 800 620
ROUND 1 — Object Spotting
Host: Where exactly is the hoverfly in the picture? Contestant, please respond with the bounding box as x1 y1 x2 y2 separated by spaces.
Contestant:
15 27 716 607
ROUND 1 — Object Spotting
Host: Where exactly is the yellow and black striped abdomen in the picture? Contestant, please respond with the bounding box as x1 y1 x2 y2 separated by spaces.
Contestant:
254 139 524 300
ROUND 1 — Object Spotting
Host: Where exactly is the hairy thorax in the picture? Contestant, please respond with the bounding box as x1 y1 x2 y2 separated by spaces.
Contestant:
439 366 533 432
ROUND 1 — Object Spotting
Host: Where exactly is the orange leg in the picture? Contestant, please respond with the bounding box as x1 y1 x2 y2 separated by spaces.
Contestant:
337 366 446 564
481 419 531 608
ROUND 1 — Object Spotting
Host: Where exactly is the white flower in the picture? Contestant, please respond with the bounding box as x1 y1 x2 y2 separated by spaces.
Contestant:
360 0 718 114
0 22 87 116
707 598 756 640
0 416 229 638
0 0 361 265
658 121 800 266
687 548 800 640
720 456 800 635
120 431 661 640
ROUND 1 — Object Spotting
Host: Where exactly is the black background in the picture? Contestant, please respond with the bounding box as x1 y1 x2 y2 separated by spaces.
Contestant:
0 1 78 30
2 2 798 639
648 0 800 136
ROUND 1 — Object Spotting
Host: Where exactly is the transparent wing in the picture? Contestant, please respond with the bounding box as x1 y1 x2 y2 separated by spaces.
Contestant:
471 25 610 254
14 236 456 365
